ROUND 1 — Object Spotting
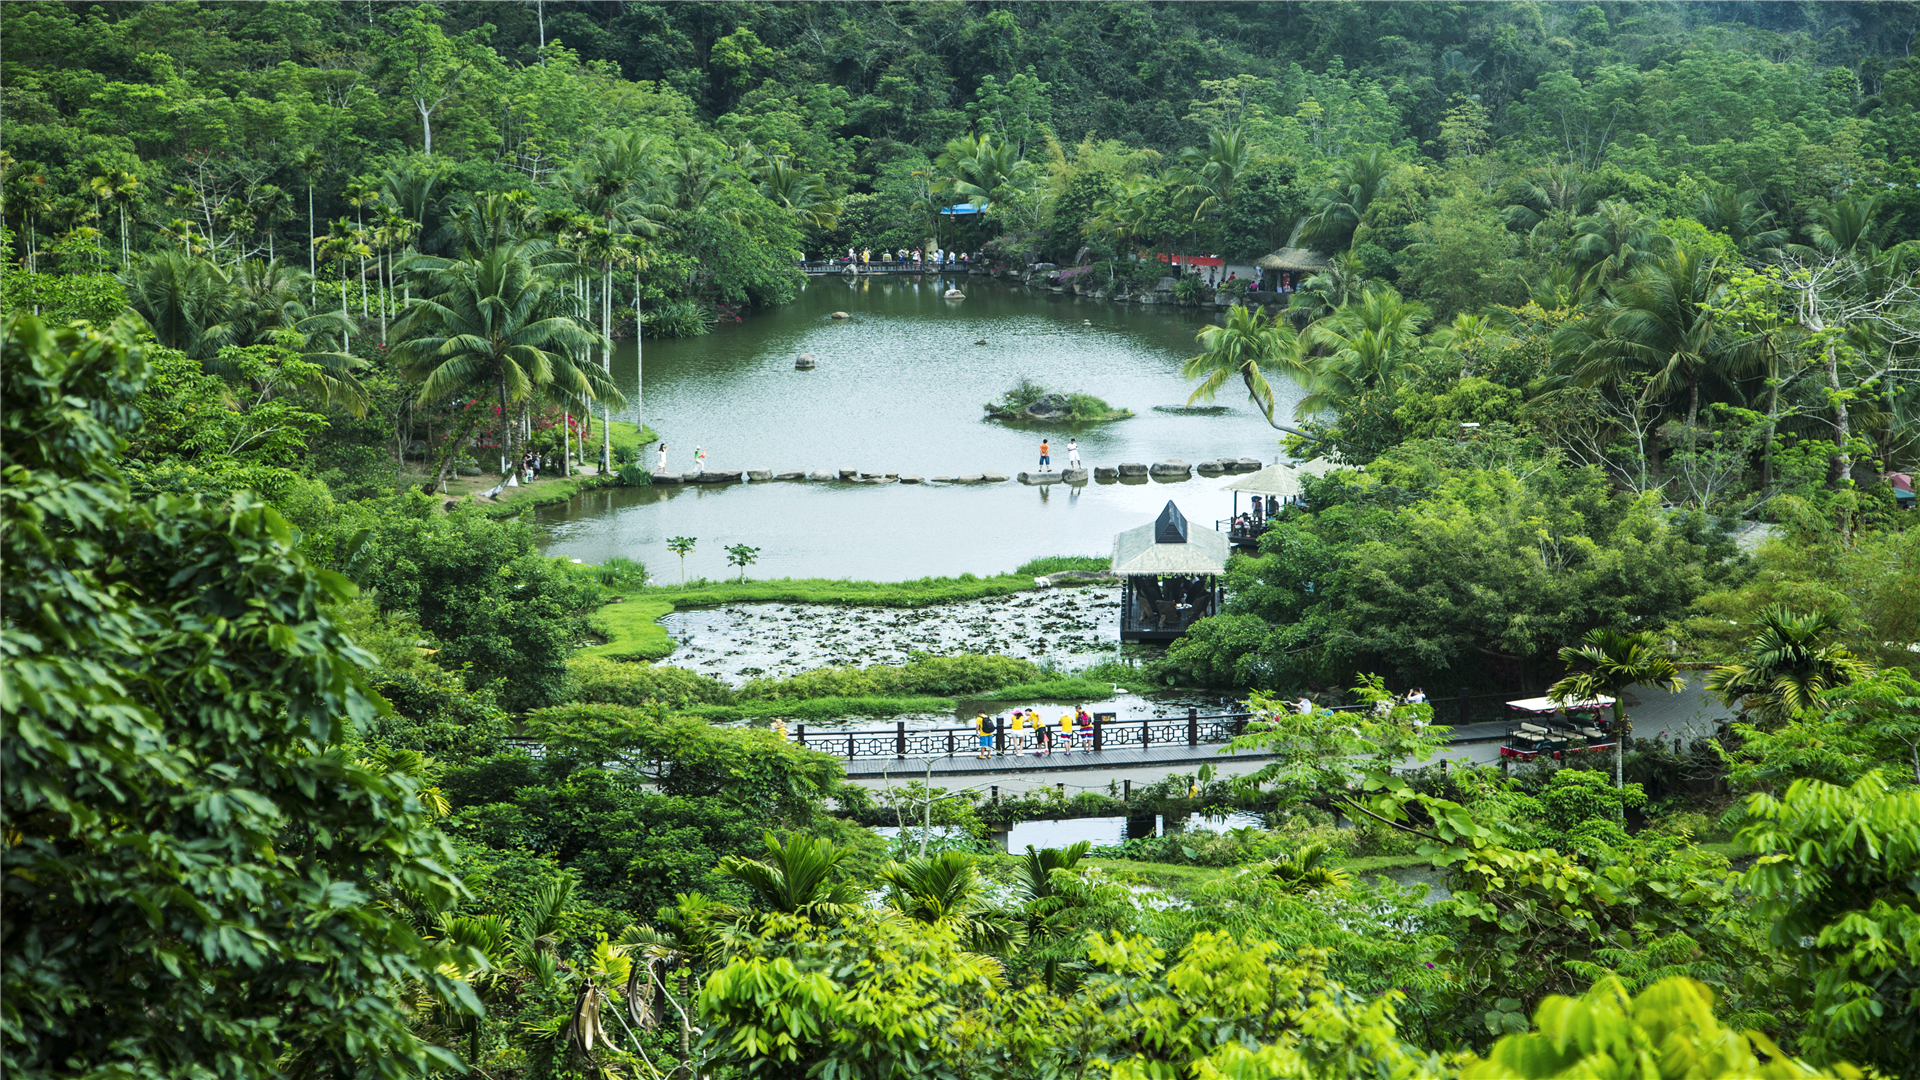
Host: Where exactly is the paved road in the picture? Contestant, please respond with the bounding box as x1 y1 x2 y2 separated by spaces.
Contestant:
841 681 1732 796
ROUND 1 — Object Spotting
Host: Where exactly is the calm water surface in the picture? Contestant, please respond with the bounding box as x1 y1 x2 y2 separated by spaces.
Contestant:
536 276 1306 579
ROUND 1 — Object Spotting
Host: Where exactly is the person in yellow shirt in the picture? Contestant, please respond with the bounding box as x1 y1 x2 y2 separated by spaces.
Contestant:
861 248 871 267
1010 709 1028 754
1059 713 1075 753
974 713 992 758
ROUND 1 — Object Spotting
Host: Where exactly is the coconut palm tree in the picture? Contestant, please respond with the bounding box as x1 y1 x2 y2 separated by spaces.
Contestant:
1298 286 1432 415
1552 248 1748 435
1174 126 1258 223
1705 607 1874 726
224 258 365 410
1694 183 1787 259
1501 163 1597 241
719 832 859 917
1183 303 1315 439
393 241 615 487
1263 842 1352 893
1549 627 1685 794
1285 249 1370 325
758 156 839 230
934 131 1022 210
120 249 234 358
1570 199 1667 287
1295 149 1394 251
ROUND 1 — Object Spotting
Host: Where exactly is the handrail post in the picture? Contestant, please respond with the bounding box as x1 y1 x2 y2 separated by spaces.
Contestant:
1188 707 1198 747
1093 714 1103 751
796 724 806 746
1142 717 1151 748
846 733 854 760
896 721 906 759
996 716 1005 755
946 730 955 757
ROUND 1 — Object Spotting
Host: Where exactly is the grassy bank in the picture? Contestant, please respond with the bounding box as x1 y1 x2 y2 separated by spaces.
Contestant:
586 556 1111 658
678 695 959 722
579 598 676 661
462 420 660 518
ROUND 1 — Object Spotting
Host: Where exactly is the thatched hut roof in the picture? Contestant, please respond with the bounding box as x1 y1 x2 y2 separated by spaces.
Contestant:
1254 247 1332 273
1111 502 1229 577
1221 458 1336 498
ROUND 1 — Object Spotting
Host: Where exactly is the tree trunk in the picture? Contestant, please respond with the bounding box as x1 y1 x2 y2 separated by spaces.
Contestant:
1825 341 1851 489
499 371 514 478
1242 370 1324 443
419 102 434 156
635 271 644 447
432 406 485 492
307 184 316 303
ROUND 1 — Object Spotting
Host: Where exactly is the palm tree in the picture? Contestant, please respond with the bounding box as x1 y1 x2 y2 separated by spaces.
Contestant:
1182 303 1315 439
1285 249 1370 325
224 258 365 410
393 242 615 487
1295 149 1394 251
1549 627 1685 794
1014 841 1090 943
1263 842 1352 893
313 217 370 349
1085 176 1157 276
1553 248 1746 436
719 832 859 916
1501 163 1597 241
1570 200 1666 287
293 149 325 300
1802 194 1881 258
89 169 140 265
1705 607 1874 726
877 851 1015 955
1298 286 1432 415
934 131 1021 210
121 249 234 358
758 156 839 230
1174 126 1258 223
1694 184 1787 259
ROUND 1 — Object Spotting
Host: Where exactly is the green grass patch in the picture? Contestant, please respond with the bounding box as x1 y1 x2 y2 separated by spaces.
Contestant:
1013 555 1110 576
580 598 676 660
679 695 958 721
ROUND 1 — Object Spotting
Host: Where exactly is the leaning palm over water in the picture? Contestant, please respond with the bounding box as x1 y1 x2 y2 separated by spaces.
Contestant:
1298 286 1432 415
1182 303 1314 437
393 242 618 488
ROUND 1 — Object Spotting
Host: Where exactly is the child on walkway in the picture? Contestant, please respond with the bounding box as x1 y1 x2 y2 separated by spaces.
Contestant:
693 445 707 470
1010 709 1028 754
975 713 993 759
1066 439 1080 468
1034 710 1052 755
1059 713 1075 753
1038 439 1051 470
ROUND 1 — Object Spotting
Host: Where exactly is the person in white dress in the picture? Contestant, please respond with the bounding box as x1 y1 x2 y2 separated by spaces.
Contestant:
1066 439 1081 467
656 442 668 471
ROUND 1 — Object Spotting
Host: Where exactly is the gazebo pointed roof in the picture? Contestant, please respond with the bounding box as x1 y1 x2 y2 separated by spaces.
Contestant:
1111 501 1229 577
1154 500 1189 543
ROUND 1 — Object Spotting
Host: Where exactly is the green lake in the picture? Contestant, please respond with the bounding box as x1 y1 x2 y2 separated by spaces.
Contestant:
535 274 1305 580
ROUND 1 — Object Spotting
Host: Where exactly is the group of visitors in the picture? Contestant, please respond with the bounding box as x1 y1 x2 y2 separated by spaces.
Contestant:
520 451 554 480
655 442 704 472
1230 495 1288 534
828 247 973 271
1037 438 1080 470
1289 686 1428 716
975 706 1096 758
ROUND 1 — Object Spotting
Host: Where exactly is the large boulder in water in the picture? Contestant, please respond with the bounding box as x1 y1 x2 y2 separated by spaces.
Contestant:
1023 393 1073 418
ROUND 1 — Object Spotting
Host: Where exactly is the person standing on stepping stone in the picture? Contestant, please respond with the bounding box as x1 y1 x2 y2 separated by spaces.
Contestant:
1066 439 1080 468
657 442 668 472
1039 438 1051 470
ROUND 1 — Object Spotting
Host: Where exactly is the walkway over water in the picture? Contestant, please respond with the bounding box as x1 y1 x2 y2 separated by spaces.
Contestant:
810 684 1732 781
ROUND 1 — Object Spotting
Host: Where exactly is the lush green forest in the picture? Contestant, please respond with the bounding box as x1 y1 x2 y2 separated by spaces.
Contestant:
5 2 1920 1079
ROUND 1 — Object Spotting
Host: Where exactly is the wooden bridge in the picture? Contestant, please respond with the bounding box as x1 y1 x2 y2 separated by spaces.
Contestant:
800 260 979 276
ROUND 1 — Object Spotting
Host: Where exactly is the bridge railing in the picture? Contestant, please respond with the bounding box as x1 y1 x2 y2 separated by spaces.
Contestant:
788 691 1524 762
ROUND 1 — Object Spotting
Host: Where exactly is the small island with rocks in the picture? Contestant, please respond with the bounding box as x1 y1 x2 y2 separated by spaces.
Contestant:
983 378 1133 425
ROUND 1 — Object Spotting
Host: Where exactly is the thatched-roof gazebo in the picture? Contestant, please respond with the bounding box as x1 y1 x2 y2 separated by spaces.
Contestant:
1254 247 1331 291
1217 459 1337 548
1112 501 1227 642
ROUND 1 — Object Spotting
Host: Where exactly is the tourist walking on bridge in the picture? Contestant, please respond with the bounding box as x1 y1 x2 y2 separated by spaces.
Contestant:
1010 709 1028 754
